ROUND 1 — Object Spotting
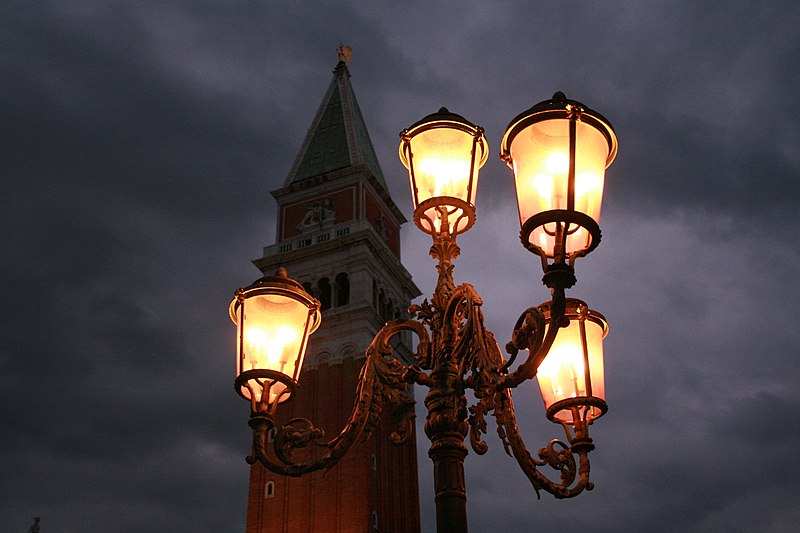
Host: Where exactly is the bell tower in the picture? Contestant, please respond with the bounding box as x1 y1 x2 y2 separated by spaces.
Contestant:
245 52 422 533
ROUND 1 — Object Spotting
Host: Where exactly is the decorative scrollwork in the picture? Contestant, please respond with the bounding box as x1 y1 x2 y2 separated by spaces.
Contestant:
429 233 460 311
493 388 594 499
274 418 325 464
410 280 505 457
536 439 577 486
447 285 504 388
246 318 431 477
242 232 602 512
389 395 416 444
409 299 436 330
467 394 494 455
500 293 564 390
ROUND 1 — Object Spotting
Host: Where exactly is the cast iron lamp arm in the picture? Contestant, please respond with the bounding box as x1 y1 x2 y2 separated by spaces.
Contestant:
494 388 595 499
246 319 431 477
450 275 599 499
484 284 597 499
499 285 567 390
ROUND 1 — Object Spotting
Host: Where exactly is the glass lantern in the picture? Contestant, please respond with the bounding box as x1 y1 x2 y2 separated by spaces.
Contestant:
536 298 608 425
501 92 617 266
399 107 488 236
229 268 321 410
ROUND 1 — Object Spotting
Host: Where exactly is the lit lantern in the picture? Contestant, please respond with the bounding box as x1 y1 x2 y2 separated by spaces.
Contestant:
536 299 608 425
399 108 488 236
501 92 617 266
229 268 321 410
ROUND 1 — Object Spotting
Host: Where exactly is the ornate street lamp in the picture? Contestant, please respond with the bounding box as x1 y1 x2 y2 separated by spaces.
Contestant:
229 268 321 414
534 299 607 426
399 107 488 237
500 91 617 273
230 94 617 532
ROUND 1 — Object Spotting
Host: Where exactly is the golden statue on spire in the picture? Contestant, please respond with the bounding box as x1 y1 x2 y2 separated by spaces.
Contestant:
337 44 352 62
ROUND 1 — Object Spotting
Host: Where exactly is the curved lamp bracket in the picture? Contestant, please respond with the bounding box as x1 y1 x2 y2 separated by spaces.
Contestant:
494 389 596 499
414 196 476 237
246 319 431 477
500 289 568 390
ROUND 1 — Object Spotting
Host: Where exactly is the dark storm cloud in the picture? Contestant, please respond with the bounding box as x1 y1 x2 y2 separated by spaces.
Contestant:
0 2 276 530
393 1 800 224
4 4 271 212
2 1 799 532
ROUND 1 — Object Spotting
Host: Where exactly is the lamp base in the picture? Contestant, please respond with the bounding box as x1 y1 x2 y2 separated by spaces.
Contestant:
545 395 608 425
414 196 475 236
235 369 299 415
520 209 601 265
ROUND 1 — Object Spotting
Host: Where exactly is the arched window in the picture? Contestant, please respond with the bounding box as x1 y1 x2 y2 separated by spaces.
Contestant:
335 273 350 307
378 289 386 316
338 344 357 358
384 297 393 321
318 278 332 310
316 351 332 367
265 481 275 499
372 279 378 309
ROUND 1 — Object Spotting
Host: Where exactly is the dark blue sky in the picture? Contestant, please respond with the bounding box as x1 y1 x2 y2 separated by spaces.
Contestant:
2 1 799 532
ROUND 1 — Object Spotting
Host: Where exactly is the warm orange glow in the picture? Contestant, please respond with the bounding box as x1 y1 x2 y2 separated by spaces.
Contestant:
417 156 472 199
399 115 487 235
504 112 613 257
537 341 586 400
234 291 319 405
244 325 298 371
510 118 609 256
536 305 607 424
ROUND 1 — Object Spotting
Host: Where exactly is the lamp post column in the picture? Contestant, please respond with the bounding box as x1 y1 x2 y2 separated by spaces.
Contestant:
423 231 470 533
425 359 469 533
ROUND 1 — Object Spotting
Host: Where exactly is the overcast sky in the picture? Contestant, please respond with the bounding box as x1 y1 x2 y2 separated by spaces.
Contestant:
2 1 799 532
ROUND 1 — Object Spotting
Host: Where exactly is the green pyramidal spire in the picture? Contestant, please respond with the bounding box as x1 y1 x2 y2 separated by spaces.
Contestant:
285 60 386 187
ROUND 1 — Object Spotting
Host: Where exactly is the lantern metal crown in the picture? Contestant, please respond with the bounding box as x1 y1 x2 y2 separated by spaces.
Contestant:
230 92 618 533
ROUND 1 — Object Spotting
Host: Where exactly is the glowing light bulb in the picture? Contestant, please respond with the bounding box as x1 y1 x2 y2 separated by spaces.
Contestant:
245 327 266 368
244 325 298 370
418 158 470 197
266 326 298 366
575 172 600 197
538 342 585 399
545 151 569 174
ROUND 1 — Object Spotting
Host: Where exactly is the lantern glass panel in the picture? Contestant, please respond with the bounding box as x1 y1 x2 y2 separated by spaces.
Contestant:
536 313 606 423
403 126 483 234
511 118 609 256
237 292 313 404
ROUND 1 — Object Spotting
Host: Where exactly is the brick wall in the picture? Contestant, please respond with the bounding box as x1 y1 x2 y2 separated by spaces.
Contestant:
246 357 420 533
